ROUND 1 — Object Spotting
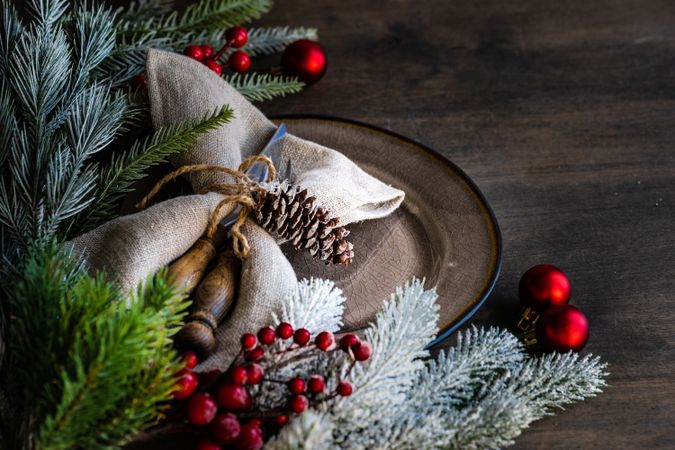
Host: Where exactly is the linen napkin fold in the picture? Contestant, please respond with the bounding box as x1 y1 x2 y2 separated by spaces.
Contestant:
69 49 404 368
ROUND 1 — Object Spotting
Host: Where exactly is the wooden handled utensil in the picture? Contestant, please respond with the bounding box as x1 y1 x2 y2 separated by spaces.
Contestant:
167 226 227 295
174 246 241 356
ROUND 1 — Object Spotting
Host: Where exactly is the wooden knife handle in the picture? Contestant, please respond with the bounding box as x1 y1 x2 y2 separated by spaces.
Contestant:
175 246 241 356
167 227 227 295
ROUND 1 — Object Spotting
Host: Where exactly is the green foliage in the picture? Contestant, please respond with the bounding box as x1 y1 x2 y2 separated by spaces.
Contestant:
8 245 187 450
224 72 305 102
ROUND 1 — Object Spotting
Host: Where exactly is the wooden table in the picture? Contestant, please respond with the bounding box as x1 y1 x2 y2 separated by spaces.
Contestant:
259 1 675 448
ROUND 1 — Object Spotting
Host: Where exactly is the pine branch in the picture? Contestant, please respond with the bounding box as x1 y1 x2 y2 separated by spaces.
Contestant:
207 26 318 56
224 72 305 102
70 105 234 234
273 278 345 334
116 0 176 24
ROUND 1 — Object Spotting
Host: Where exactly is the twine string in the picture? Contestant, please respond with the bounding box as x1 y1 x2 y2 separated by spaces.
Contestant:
136 155 276 259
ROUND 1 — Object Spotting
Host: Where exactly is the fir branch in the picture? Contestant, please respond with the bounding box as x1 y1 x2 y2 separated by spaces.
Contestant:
273 278 345 334
245 26 318 56
71 105 234 234
224 72 305 102
116 0 176 24
266 411 334 450
0 3 23 74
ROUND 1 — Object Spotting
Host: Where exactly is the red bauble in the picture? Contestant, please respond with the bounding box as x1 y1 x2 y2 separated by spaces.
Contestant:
351 341 372 361
281 39 326 84
519 264 571 312
337 381 353 397
230 366 248 385
210 413 241 444
234 420 263 450
246 363 264 385
536 304 589 352
245 346 265 362
315 331 335 351
173 370 198 400
228 50 251 73
339 334 359 352
241 333 258 350
201 44 215 59
276 322 294 339
183 351 199 369
226 26 249 48
187 393 218 426
257 326 276 345
195 439 222 450
215 384 252 411
288 377 306 394
205 59 223 75
293 328 311 346
184 45 205 61
307 375 325 394
289 395 309 413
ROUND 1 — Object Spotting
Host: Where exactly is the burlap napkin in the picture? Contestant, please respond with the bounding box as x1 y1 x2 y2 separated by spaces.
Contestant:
69 49 404 368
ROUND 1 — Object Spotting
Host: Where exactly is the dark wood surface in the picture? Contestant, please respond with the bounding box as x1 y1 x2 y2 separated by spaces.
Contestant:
256 1 675 448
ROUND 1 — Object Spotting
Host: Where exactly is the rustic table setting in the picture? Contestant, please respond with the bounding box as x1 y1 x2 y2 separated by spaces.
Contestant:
254 1 675 448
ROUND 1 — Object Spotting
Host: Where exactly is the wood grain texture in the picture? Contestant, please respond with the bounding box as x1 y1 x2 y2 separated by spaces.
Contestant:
252 1 675 448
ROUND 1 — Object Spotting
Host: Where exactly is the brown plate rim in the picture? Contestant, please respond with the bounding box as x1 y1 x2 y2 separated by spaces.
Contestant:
270 114 503 347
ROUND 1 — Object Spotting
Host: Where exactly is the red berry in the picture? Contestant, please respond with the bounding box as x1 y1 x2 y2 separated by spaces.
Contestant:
173 370 198 400
131 73 147 90
241 333 257 350
230 366 248 385
184 45 205 61
315 331 335 351
200 368 223 385
228 50 250 74
195 439 222 450
245 346 265 362
205 59 222 75
187 393 218 426
234 420 263 450
337 381 353 397
307 375 325 394
210 413 241 444
257 326 276 345
225 26 248 48
289 395 309 414
352 341 372 361
293 328 311 346
183 351 198 369
276 322 294 339
215 384 252 411
274 415 289 426
339 334 359 352
246 363 264 385
287 377 306 394
201 44 214 59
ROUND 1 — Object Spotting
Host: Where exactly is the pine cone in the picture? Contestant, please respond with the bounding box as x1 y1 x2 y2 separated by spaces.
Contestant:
253 181 354 265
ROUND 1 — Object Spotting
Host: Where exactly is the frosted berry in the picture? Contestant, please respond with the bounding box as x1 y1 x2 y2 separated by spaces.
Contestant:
210 413 241 444
337 381 353 396
184 45 204 61
293 328 311 346
246 363 264 385
276 322 294 339
241 333 257 350
225 26 248 48
257 326 276 345
274 415 289 426
230 366 248 385
288 377 306 394
245 346 265 362
228 50 250 74
339 334 359 352
195 439 222 450
215 384 252 411
352 341 372 361
201 44 214 59
187 393 218 426
173 370 198 400
315 331 335 351
289 394 309 414
183 351 198 369
205 59 223 75
234 420 263 450
307 375 325 394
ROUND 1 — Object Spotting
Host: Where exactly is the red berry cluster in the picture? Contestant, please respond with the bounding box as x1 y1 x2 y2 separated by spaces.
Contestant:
169 324 371 450
183 26 251 76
